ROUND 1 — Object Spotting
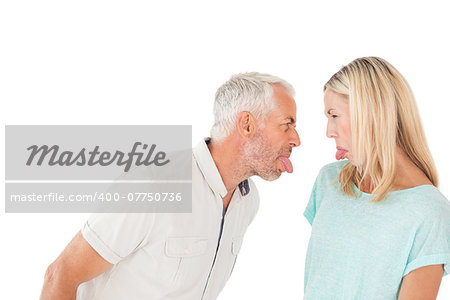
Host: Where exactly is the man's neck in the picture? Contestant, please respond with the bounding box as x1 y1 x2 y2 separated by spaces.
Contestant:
207 137 249 209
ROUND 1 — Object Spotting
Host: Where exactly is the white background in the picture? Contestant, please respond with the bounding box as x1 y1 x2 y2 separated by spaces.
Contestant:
1 0 449 299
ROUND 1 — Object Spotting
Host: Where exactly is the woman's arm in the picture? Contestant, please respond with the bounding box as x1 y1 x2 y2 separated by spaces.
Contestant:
398 264 444 300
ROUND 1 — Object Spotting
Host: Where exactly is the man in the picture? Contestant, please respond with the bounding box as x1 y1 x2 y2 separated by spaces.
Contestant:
40 72 300 300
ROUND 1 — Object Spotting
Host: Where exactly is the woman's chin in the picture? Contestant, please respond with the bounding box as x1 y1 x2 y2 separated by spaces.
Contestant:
345 154 356 165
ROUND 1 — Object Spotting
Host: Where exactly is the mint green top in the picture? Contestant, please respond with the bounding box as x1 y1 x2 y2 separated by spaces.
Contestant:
304 160 450 299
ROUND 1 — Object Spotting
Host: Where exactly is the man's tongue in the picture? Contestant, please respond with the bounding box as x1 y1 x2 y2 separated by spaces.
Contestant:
279 157 293 173
335 149 348 160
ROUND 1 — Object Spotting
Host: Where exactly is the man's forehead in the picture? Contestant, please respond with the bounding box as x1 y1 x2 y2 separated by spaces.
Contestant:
269 108 296 123
271 83 293 98
273 96 296 114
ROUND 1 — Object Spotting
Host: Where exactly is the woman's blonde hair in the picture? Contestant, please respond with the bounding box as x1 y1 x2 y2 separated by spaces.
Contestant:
324 57 438 202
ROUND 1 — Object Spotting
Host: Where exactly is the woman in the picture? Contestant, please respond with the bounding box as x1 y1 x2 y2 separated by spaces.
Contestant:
303 57 450 299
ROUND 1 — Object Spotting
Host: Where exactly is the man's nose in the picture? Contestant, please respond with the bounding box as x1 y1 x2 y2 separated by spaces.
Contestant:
289 128 301 148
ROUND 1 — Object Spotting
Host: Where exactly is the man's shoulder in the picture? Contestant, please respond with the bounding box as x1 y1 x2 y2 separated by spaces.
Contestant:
244 178 259 205
246 178 260 210
246 178 259 195
241 178 260 223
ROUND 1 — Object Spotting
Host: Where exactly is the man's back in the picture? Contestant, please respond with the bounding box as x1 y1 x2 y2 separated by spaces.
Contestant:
76 140 259 299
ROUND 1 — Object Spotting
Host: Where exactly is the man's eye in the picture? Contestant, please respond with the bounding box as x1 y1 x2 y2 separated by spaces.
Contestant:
332 115 338 118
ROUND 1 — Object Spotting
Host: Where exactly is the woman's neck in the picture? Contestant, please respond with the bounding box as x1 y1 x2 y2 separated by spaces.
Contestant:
357 146 432 193
392 146 432 190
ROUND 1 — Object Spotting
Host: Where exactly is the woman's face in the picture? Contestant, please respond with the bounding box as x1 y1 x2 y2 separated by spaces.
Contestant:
324 88 354 163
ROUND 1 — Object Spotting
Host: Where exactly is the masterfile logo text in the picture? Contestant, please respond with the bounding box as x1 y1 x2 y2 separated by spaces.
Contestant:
5 125 192 213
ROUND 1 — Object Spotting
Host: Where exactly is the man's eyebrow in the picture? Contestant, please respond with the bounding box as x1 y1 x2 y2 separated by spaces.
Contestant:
326 109 335 114
283 117 296 125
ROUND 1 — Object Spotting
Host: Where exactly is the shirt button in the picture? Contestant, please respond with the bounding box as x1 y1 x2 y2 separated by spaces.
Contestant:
184 248 189 254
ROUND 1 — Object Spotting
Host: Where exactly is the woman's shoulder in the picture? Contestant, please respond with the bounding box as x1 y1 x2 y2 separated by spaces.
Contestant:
317 160 349 178
397 186 450 221
311 160 349 191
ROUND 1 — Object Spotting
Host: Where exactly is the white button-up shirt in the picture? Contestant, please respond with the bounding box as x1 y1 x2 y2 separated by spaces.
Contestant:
77 139 260 300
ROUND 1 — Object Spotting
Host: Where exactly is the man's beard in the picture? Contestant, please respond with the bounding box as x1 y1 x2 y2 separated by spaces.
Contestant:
241 130 288 181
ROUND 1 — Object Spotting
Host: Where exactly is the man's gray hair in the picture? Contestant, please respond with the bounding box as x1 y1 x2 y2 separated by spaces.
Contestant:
210 72 295 141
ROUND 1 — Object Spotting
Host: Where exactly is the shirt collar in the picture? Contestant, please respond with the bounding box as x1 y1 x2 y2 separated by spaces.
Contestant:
193 138 250 198
238 179 250 196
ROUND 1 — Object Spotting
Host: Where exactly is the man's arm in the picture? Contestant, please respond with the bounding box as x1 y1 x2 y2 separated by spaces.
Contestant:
398 264 444 300
40 231 113 300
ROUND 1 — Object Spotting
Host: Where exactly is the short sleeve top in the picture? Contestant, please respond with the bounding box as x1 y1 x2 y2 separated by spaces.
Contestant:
304 160 450 300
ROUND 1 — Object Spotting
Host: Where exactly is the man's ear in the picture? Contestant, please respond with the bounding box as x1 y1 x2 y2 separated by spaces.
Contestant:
236 111 257 138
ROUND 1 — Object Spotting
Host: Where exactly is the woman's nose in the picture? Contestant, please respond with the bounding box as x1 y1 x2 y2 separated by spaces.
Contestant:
326 122 337 139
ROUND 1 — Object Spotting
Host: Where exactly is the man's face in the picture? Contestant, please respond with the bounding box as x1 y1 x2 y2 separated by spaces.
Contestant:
243 84 300 181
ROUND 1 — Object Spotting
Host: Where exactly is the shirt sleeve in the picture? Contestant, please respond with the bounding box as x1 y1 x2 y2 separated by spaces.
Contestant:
403 208 450 277
82 213 155 264
303 173 320 226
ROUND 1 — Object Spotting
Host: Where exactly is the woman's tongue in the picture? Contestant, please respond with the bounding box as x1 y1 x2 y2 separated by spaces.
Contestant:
279 157 293 173
335 148 348 160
